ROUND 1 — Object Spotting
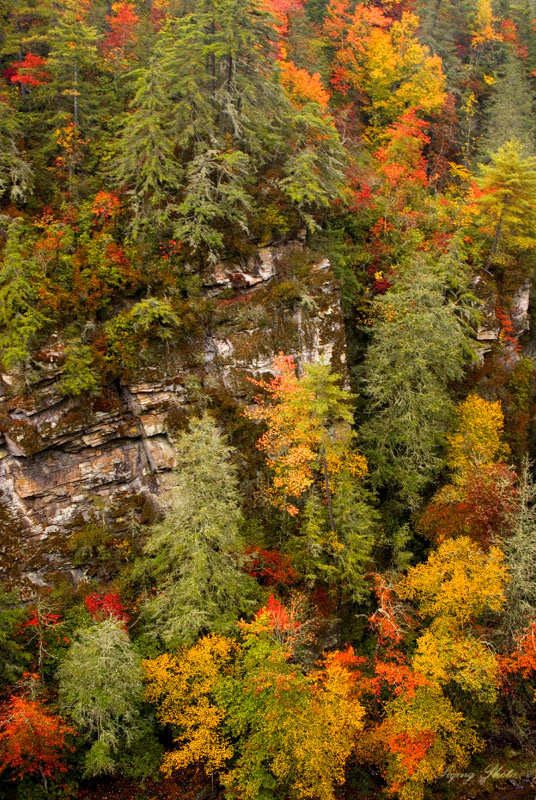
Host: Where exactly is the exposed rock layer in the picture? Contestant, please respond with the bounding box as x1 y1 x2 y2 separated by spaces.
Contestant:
0 243 347 583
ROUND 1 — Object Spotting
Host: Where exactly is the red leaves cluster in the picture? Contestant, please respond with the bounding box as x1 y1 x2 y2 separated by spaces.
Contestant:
243 594 315 657
376 109 430 190
371 659 428 700
92 190 121 221
245 546 297 586
496 304 521 355
419 464 518 547
328 644 367 674
84 592 129 624
19 610 61 632
0 695 74 784
501 18 527 59
9 53 50 87
102 1 140 66
389 731 436 775
262 0 304 34
256 594 299 631
500 622 536 680
158 238 183 260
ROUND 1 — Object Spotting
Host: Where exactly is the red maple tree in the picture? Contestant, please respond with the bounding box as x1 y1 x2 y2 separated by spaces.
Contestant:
0 693 74 789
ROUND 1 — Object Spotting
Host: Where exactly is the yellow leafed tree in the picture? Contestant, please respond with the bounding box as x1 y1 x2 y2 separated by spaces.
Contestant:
143 634 234 776
446 394 509 482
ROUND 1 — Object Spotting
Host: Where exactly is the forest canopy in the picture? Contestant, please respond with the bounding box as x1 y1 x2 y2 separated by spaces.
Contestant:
2 1 536 800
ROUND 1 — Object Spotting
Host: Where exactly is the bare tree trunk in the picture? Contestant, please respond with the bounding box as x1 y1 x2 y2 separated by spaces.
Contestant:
485 209 504 271
39 765 48 791
18 48 27 106
322 449 335 534
73 61 79 126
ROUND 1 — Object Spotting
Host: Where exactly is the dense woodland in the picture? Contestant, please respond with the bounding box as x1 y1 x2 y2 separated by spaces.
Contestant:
3 0 536 799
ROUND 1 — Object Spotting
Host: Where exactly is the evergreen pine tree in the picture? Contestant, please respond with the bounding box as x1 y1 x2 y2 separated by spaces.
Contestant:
0 219 45 370
475 138 536 271
114 0 345 257
290 480 377 602
0 98 33 203
46 0 98 130
479 51 535 157
41 0 100 191
498 458 536 646
296 362 354 532
112 57 181 233
142 414 258 647
359 260 474 508
58 618 149 778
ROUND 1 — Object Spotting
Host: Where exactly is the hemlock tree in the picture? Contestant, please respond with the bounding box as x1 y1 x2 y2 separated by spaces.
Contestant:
113 0 278 250
359 260 474 508
46 0 98 130
292 477 378 603
0 98 33 203
298 362 356 531
479 51 535 158
142 414 258 647
475 139 536 272
113 0 345 257
0 218 46 371
111 57 181 233
295 363 378 595
57 618 147 777
498 459 536 646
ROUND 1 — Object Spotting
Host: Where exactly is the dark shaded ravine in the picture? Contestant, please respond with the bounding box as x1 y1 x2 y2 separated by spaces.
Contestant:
463 784 536 800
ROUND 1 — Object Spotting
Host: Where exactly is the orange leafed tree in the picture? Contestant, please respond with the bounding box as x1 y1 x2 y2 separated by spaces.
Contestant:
261 0 304 34
324 5 445 139
279 59 330 109
244 353 365 528
0 694 74 789
102 1 140 69
375 109 430 191
245 353 318 514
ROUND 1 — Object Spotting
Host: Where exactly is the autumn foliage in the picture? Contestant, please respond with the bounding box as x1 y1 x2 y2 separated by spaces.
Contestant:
244 546 298 585
1 0 536 797
0 693 74 786
143 635 235 776
84 593 130 624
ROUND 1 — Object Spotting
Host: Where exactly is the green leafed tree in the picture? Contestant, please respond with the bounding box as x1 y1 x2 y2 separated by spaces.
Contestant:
0 588 28 689
46 0 98 130
111 57 181 233
141 414 258 647
359 259 475 508
0 218 46 372
113 0 345 258
0 98 33 203
497 458 536 646
479 51 535 158
291 477 378 603
475 138 536 273
58 618 149 778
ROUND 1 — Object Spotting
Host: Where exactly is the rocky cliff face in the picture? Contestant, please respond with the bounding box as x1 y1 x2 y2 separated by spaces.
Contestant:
0 242 347 585
475 276 532 358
